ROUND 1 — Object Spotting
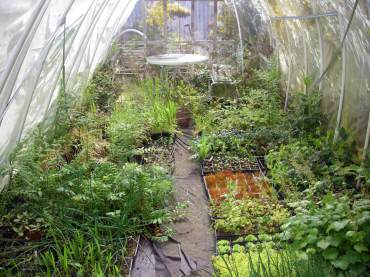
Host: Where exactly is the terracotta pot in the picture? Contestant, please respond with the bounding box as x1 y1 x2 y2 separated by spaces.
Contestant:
26 229 43 241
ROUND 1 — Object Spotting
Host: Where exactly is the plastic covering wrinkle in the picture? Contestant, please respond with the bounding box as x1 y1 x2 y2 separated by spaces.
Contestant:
0 0 369 170
0 0 139 166
238 0 369 144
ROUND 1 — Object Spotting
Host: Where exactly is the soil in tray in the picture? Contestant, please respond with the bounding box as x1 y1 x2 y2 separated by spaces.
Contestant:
203 156 260 173
204 170 270 202
140 135 175 172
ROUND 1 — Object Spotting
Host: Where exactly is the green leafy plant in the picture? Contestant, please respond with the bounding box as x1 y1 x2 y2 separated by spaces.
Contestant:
211 189 289 235
83 64 119 113
38 231 123 276
191 134 212 161
149 100 178 134
266 129 361 199
213 241 338 277
287 91 323 136
280 193 370 274
0 70 176 275
108 102 149 163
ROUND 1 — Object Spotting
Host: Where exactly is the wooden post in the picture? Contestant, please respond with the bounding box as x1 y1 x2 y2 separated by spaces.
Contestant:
191 0 195 42
303 37 308 94
212 0 217 58
163 0 168 42
334 13 347 141
143 0 147 55
213 0 217 37
313 0 324 92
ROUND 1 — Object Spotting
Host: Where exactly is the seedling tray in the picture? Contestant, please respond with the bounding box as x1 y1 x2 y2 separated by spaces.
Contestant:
209 216 256 241
201 170 270 202
202 156 260 174
140 134 176 173
256 156 267 172
214 235 275 256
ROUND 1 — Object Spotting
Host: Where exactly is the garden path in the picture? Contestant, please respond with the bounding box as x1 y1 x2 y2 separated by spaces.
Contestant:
165 131 214 276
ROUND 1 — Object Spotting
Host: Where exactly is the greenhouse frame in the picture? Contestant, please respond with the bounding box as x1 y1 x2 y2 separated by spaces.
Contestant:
0 0 369 276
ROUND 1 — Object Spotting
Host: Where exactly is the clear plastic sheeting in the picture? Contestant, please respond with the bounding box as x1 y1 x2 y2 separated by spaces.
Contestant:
0 0 138 164
0 0 369 167
238 0 370 144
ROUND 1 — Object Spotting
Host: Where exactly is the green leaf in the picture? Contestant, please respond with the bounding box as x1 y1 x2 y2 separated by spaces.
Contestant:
306 248 316 254
354 243 368 253
341 250 363 264
322 248 338 260
331 258 349 270
245 234 257 242
346 231 355 237
327 220 349 233
357 214 370 225
317 239 330 249
346 231 366 242
327 235 342 247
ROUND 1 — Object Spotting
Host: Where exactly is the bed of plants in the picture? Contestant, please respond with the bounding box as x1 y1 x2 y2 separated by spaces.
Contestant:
213 240 342 277
210 188 289 236
203 155 260 173
204 171 270 202
0 66 182 275
0 53 369 276
140 135 176 173
189 58 369 275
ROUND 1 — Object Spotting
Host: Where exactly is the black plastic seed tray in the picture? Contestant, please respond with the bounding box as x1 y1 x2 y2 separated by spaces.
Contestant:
214 236 246 255
200 169 212 201
201 155 260 174
256 156 267 173
215 235 266 255
211 217 249 241
141 134 176 172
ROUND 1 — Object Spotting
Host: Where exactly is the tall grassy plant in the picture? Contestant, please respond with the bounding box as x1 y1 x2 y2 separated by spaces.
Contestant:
213 246 341 277
149 100 178 134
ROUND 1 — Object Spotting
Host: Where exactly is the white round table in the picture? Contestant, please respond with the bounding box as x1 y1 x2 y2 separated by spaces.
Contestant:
146 53 209 66
146 54 209 97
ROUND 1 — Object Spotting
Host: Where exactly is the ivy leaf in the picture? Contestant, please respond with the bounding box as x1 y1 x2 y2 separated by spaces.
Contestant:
327 235 342 247
331 258 349 270
245 234 257 242
306 234 317 244
322 248 338 260
317 239 330 249
354 243 368 253
327 220 349 233
346 230 366 242
342 250 364 264
357 214 370 225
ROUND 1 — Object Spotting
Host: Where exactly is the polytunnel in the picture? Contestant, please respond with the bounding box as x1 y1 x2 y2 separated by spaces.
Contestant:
0 0 369 276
